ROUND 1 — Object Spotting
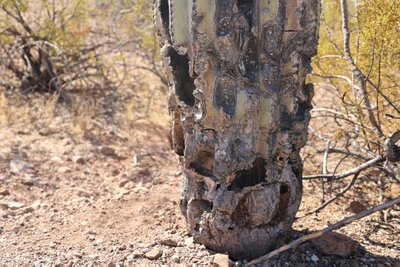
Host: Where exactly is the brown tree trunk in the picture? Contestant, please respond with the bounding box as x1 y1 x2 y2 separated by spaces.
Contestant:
154 0 320 259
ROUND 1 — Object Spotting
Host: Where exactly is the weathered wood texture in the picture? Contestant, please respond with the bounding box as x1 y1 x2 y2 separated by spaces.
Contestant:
154 0 320 259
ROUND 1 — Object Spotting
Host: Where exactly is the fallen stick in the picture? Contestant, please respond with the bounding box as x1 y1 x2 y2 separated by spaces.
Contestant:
246 197 400 266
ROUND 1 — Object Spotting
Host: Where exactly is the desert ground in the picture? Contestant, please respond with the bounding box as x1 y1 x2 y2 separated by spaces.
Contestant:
0 85 398 266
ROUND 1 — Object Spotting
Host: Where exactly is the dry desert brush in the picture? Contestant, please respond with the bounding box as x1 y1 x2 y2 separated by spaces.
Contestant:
303 0 400 216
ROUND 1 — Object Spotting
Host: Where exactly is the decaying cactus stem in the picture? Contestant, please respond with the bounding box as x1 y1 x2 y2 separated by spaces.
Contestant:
154 0 320 259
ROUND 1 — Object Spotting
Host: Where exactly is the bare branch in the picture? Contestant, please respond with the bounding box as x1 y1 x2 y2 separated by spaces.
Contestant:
300 172 360 217
247 197 400 265
340 0 384 137
303 156 384 180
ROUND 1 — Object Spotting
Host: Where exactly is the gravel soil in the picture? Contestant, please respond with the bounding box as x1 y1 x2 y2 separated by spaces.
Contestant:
0 97 399 266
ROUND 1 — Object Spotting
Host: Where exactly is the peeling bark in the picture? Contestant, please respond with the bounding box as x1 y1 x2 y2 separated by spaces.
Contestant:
154 0 320 259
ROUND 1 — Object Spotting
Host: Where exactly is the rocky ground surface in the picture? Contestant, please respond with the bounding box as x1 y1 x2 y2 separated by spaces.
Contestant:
0 96 399 266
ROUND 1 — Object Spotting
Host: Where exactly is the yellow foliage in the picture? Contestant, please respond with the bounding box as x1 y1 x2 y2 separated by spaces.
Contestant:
312 0 400 144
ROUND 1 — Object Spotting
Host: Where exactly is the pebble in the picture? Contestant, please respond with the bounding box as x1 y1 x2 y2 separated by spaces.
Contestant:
100 147 116 157
21 176 35 186
311 254 319 262
57 166 71 174
50 156 63 163
31 200 41 210
0 200 25 209
171 255 181 263
0 188 10 196
126 251 143 261
213 253 230 267
347 201 367 214
10 159 33 174
73 156 85 165
312 232 358 256
89 254 99 260
145 248 162 260
86 230 96 235
159 238 178 247
184 237 194 248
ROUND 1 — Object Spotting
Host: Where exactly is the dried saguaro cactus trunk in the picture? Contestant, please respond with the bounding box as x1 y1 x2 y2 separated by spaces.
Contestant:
154 0 320 259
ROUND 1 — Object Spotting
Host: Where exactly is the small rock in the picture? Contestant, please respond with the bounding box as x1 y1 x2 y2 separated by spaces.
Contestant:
23 207 34 214
310 255 319 262
213 253 231 267
171 255 180 263
0 188 10 196
10 160 33 174
346 201 367 214
73 156 85 165
112 169 120 176
89 254 99 260
57 166 71 174
86 230 96 235
100 147 116 157
119 244 126 251
312 232 359 256
50 156 63 163
88 235 96 241
31 200 41 210
145 248 162 260
77 190 91 198
119 179 135 190
127 251 143 260
0 200 25 209
159 238 178 247
184 237 194 248
21 176 35 186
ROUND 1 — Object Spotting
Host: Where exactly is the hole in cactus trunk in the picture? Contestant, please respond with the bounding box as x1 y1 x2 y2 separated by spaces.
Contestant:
188 151 214 177
272 184 290 223
229 157 267 189
237 0 255 27
159 0 171 41
166 48 195 106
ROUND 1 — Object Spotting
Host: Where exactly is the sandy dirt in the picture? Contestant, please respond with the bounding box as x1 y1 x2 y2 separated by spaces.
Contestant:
0 92 399 266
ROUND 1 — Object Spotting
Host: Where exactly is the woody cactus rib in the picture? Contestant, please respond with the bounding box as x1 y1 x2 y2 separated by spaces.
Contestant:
154 0 320 259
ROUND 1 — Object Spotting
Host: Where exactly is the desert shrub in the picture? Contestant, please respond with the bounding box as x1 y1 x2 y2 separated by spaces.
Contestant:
0 0 165 96
305 0 399 204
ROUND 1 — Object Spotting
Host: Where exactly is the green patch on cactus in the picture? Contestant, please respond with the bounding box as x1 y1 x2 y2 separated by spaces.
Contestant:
206 98 218 118
259 97 271 128
171 0 191 44
236 90 247 120
259 0 279 26
194 0 216 43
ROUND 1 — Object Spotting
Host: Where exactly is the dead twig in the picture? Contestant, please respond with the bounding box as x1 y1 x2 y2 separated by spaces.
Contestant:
246 197 400 265
303 156 384 180
299 172 360 218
